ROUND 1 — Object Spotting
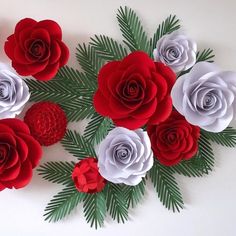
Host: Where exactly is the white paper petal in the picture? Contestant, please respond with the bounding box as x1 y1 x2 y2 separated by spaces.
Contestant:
98 127 154 186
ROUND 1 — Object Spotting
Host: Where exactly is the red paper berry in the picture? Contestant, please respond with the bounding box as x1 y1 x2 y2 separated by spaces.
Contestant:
24 101 67 146
72 158 106 194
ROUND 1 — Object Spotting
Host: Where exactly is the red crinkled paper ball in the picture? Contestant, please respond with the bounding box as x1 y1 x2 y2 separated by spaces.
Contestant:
147 110 200 166
93 51 176 130
24 101 67 146
4 18 69 81
0 118 42 191
72 158 106 194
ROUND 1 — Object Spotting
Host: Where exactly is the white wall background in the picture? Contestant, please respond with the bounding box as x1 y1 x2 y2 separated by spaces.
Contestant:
0 0 236 235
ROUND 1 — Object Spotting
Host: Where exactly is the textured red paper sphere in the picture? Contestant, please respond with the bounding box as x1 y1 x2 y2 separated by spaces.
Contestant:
24 102 67 146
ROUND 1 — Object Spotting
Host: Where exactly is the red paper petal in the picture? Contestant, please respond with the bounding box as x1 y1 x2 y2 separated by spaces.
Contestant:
18 133 42 168
2 160 33 189
4 35 16 59
0 119 30 135
49 41 61 64
15 18 37 40
30 28 51 44
58 41 69 66
33 62 59 81
36 20 62 40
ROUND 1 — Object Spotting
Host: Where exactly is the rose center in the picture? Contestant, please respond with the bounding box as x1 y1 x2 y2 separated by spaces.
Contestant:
203 93 216 109
0 83 11 100
167 132 177 143
0 143 9 165
113 143 133 164
29 39 48 59
165 45 181 62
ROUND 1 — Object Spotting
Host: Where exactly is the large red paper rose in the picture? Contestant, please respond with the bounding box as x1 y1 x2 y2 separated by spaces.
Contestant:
72 158 106 194
147 111 200 166
4 18 69 81
0 119 42 191
93 51 176 130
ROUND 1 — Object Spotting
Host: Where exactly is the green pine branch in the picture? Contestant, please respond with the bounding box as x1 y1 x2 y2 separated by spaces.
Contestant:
44 185 84 222
58 66 97 94
196 48 215 63
25 65 96 122
37 162 75 186
171 159 204 177
84 113 113 145
117 6 150 52
149 161 184 212
83 192 106 229
124 179 146 208
60 98 95 122
61 130 97 159
149 15 181 54
195 133 215 174
76 43 104 81
90 35 128 61
105 183 129 223
25 78 78 104
201 127 236 147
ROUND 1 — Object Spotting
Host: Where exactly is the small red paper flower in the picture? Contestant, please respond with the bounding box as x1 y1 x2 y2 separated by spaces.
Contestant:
0 119 42 191
72 158 106 194
93 51 176 130
24 101 67 146
4 18 69 81
147 110 200 166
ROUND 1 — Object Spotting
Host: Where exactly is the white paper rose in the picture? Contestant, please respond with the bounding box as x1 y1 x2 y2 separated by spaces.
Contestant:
97 127 153 186
171 61 236 132
153 31 197 73
0 63 30 118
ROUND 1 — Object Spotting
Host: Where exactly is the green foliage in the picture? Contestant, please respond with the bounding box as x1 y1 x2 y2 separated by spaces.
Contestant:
196 48 215 63
201 127 236 147
83 192 106 229
117 6 150 52
149 15 180 54
171 159 204 177
90 35 128 61
84 113 113 145
25 66 96 122
25 77 77 104
124 179 146 208
61 130 97 159
76 43 104 80
149 161 184 212
105 183 129 223
58 66 97 94
195 133 215 174
44 185 84 222
37 162 75 186
60 99 95 122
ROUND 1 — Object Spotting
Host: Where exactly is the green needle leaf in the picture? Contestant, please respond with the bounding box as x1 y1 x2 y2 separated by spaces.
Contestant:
44 185 84 222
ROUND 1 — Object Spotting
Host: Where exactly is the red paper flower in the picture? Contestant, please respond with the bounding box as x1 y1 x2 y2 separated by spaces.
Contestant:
0 119 42 191
147 110 200 166
4 18 69 81
24 101 67 146
93 51 176 130
72 158 106 194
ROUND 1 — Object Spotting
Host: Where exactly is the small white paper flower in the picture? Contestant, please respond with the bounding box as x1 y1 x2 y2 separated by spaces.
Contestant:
97 127 153 186
0 63 30 118
171 61 236 132
153 31 197 73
